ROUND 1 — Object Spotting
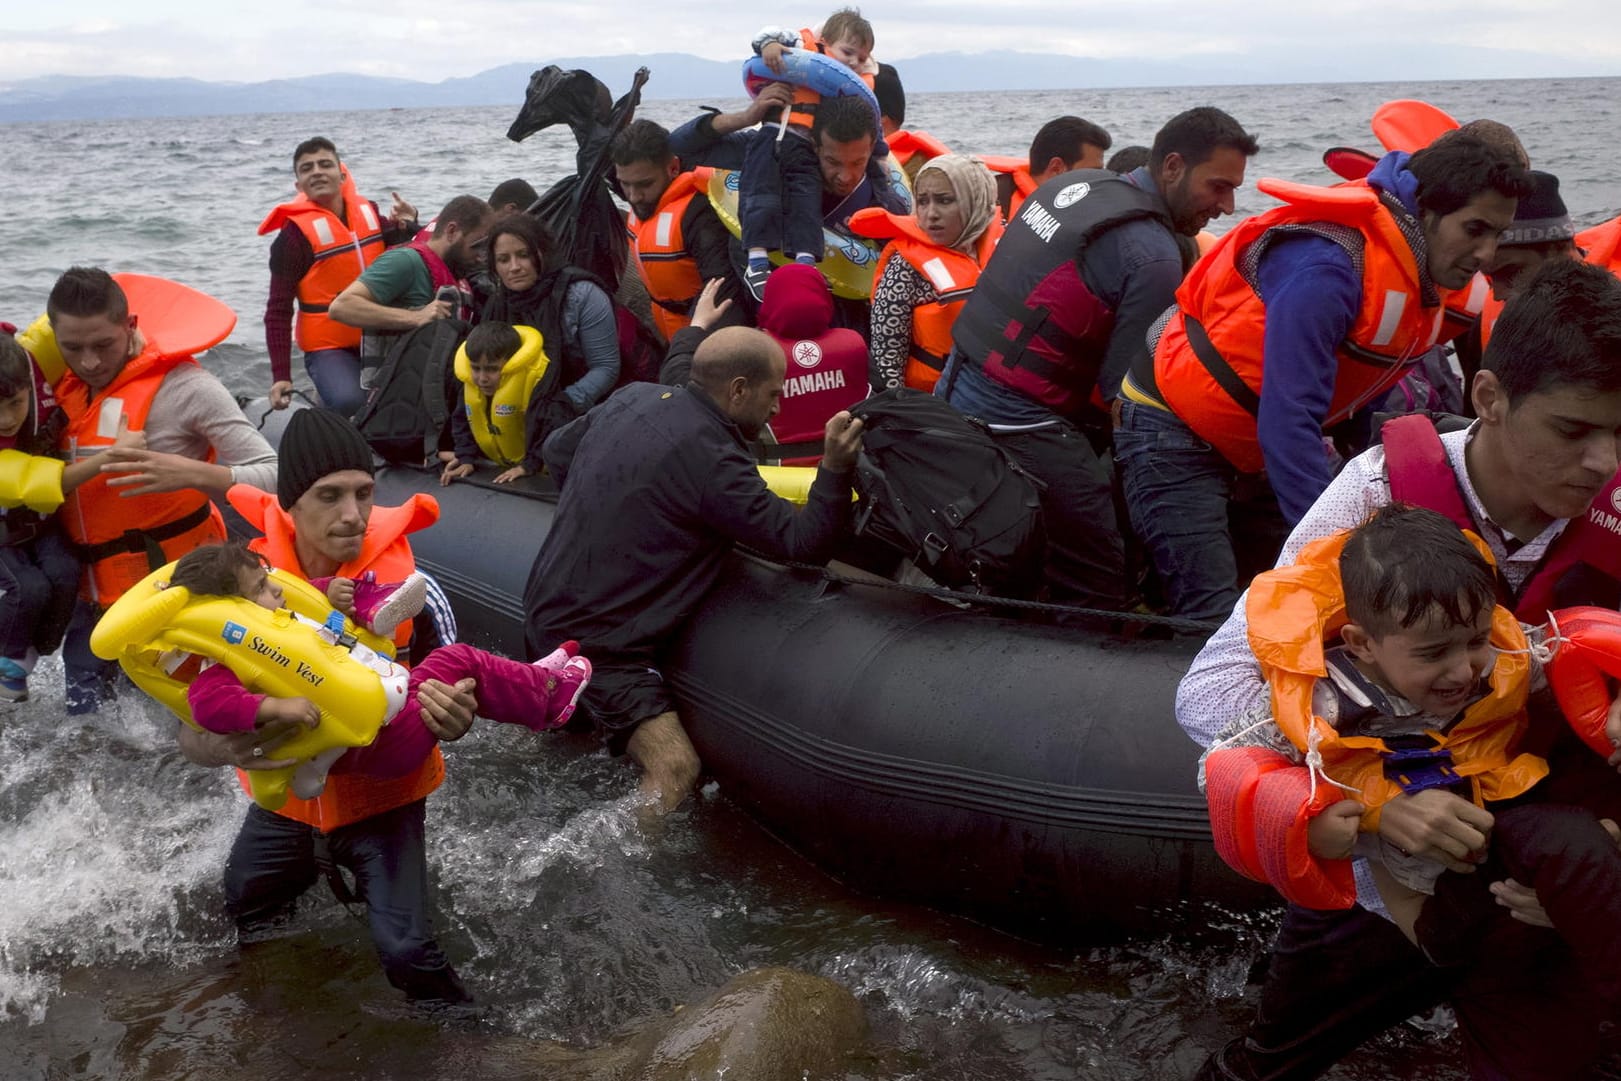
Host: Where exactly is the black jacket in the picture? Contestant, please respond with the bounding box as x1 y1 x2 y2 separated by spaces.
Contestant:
523 381 852 661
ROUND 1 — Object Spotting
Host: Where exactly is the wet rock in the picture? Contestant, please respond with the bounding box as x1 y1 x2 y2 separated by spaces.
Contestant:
622 966 868 1081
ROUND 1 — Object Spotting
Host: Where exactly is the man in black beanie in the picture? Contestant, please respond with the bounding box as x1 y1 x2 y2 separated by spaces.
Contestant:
177 407 481 1007
1485 169 1580 308
1450 170 1584 392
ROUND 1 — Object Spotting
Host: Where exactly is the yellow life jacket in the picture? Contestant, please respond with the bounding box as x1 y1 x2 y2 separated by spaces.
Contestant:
0 449 65 514
90 559 405 812
452 325 549 467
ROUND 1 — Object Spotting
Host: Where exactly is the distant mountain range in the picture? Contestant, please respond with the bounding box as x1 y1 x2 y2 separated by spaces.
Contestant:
3 46 1614 124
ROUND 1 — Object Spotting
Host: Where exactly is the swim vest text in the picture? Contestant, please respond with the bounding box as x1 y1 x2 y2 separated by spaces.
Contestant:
245 635 326 686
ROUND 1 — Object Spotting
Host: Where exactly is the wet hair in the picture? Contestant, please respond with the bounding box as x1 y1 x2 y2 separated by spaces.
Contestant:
487 177 539 212
812 94 877 147
1028 116 1112 170
170 542 267 599
0 334 31 400
46 266 128 325
1341 503 1496 640
292 136 338 168
1456 119 1530 169
610 119 675 168
466 321 521 366
691 327 780 391
1407 133 1533 218
820 7 874 49
1149 107 1259 173
483 213 556 283
1105 145 1150 174
874 62 905 127
432 195 492 238
1485 258 1621 402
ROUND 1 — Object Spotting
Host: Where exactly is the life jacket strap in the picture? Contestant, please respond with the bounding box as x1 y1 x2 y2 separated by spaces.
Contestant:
1184 314 1261 418
71 501 213 570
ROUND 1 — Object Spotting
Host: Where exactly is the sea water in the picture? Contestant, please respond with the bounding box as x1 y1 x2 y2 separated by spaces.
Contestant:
1 75 1617 1079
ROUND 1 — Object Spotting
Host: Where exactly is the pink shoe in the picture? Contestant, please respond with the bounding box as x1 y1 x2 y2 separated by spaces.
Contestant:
357 572 428 638
531 654 591 731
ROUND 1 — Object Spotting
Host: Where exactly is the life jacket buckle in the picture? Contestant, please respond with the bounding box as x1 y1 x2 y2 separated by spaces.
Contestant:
1381 746 1460 795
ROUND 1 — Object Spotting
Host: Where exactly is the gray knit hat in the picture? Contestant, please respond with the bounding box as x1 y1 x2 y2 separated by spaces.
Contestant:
277 408 375 509
1500 171 1576 247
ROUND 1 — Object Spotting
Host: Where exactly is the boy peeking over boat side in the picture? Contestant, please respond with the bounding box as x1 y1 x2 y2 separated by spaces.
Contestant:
441 320 566 486
1200 502 1621 1005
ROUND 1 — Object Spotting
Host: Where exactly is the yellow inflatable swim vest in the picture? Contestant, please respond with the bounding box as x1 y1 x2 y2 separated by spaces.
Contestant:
706 163 913 300
0 449 66 514
453 324 549 467
91 560 405 811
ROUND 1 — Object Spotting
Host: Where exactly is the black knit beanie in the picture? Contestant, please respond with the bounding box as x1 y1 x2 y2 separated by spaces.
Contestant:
1500 171 1575 246
277 407 375 509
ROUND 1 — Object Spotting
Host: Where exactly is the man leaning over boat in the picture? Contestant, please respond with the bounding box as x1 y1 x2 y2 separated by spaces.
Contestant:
523 326 862 814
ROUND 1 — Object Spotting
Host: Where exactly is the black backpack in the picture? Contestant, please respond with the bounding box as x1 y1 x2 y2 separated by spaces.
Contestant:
847 389 1045 595
353 318 468 465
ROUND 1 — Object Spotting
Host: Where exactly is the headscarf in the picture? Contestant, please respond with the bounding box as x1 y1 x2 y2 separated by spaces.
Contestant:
915 155 997 253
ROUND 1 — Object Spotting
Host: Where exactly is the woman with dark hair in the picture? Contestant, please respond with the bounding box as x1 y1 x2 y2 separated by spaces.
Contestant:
479 214 621 414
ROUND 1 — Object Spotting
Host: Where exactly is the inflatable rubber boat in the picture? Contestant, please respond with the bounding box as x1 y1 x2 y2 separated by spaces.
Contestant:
247 402 1271 940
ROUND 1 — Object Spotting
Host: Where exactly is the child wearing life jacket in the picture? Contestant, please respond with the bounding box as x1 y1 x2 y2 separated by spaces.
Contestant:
442 320 559 487
168 541 591 795
0 330 81 702
1202 504 1621 995
742 10 889 301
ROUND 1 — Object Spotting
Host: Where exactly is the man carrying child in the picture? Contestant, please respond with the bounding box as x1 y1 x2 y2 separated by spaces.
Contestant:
1185 258 1621 1080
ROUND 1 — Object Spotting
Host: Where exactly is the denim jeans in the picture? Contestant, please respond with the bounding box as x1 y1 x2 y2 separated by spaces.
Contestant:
994 421 1127 614
304 347 365 418
0 529 80 660
224 799 470 1003
63 599 121 715
740 128 824 259
1114 400 1244 621
1196 897 1606 1081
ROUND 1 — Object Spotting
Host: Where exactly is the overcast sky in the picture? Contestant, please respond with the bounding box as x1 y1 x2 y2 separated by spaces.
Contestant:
11 1 1621 83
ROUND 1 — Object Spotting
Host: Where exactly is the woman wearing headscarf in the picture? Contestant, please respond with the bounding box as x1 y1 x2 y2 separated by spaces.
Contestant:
479 213 622 415
853 155 1001 393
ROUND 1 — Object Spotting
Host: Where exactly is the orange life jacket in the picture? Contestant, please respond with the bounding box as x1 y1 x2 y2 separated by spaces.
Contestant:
1151 177 1473 473
1578 216 1621 278
627 171 709 342
886 129 950 180
257 173 385 353
1248 529 1546 836
59 347 226 606
226 484 445 831
978 156 1038 223
860 209 1003 392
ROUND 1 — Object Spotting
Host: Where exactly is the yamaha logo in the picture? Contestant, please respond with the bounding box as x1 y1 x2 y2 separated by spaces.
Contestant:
793 341 823 369
1053 182 1091 209
1610 486 1621 515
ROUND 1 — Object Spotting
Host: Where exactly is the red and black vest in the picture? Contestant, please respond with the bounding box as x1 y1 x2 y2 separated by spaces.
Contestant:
1383 414 1621 619
950 169 1168 414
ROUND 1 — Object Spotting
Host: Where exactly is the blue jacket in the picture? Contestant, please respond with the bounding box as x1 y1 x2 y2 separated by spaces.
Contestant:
1255 151 1418 524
